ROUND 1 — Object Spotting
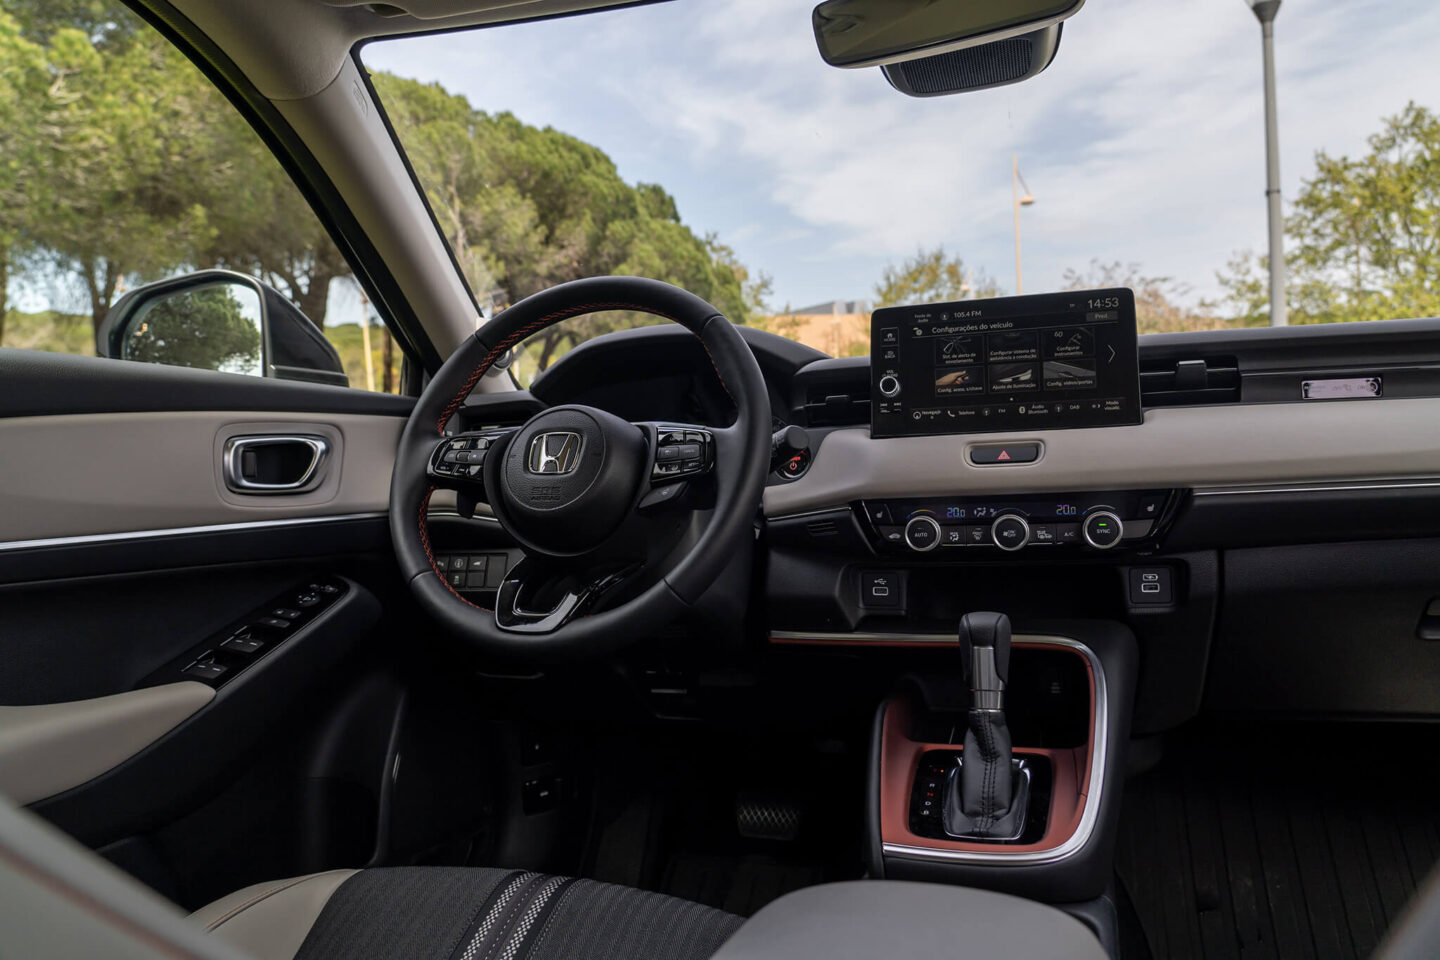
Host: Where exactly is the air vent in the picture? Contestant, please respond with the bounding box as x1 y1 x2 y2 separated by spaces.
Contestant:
805 520 840 538
803 391 869 427
1140 356 1240 408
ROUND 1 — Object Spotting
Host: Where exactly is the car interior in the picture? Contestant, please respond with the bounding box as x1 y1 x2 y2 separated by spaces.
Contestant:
4 1 1440 959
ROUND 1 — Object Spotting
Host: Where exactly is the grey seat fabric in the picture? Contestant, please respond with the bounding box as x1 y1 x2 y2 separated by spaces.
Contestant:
711 880 1108 960
195 866 745 960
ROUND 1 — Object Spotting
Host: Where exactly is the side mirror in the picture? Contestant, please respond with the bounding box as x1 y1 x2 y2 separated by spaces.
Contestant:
97 270 349 387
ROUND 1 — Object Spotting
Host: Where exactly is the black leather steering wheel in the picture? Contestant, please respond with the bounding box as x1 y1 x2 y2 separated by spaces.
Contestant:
389 276 770 660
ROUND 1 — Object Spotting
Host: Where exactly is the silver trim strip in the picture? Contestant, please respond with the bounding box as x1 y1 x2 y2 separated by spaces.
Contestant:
773 630 1109 867
0 512 387 553
1194 478 1440 496
772 629 954 644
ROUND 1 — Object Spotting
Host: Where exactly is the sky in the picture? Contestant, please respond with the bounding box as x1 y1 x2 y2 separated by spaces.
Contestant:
362 0 1440 313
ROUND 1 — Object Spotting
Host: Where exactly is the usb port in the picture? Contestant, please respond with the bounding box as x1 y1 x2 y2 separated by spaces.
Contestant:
1140 582 1161 594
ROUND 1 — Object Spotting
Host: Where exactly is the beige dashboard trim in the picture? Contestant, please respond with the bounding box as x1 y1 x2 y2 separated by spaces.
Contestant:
0 682 215 806
763 399 1440 516
0 410 402 544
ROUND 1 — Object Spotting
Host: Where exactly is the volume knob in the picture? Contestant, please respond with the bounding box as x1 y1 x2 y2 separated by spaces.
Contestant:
878 375 901 398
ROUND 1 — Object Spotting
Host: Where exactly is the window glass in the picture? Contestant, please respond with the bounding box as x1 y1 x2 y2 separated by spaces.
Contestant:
0 0 402 391
364 0 1440 373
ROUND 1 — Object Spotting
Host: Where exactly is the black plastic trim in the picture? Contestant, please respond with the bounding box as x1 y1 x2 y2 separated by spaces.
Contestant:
29 577 380 847
0 349 414 420
0 514 390 585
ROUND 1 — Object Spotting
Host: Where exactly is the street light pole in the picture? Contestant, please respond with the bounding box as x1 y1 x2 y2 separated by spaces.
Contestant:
1012 154 1035 295
1249 0 1286 325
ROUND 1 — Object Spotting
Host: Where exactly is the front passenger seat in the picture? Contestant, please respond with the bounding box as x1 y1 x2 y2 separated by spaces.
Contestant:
0 792 1110 960
191 866 742 960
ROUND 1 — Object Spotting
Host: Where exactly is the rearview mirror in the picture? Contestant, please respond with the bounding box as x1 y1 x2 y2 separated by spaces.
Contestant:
812 0 1083 69
97 270 348 387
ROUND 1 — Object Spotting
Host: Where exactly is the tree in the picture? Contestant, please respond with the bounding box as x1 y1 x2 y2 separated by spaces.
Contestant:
0 11 52 343
24 15 218 331
1216 102 1440 326
873 246 999 308
371 72 759 376
1063 259 1228 334
123 285 261 373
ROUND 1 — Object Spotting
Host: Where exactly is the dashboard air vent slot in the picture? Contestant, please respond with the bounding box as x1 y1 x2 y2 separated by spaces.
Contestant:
803 391 869 427
805 519 840 538
1140 356 1240 408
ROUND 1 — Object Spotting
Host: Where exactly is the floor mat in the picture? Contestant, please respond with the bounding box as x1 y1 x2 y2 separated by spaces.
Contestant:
583 727 865 916
1115 722 1440 960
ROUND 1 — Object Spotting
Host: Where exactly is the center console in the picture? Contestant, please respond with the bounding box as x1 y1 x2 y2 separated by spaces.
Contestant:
864 619 1137 905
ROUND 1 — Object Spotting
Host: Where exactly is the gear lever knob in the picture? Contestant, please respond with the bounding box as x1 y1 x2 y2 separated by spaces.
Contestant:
958 611 1012 711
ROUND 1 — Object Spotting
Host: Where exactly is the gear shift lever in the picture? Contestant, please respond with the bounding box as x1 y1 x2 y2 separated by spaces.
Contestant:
944 611 1029 840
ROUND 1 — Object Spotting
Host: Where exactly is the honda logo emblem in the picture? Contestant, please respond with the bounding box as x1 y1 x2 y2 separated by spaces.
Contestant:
526 432 581 475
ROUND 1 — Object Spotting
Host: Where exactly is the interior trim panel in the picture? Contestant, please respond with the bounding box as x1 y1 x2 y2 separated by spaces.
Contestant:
763 398 1440 516
0 411 403 543
0 683 215 806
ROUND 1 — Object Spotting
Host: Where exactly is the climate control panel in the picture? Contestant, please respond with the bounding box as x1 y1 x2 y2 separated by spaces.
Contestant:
862 490 1173 553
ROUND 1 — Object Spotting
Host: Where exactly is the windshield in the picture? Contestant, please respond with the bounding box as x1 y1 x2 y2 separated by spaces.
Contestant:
363 0 1440 381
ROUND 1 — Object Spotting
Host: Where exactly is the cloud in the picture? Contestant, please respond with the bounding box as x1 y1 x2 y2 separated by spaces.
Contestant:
365 0 1440 309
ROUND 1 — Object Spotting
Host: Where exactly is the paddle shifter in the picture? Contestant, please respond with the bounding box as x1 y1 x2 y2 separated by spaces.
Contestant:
944 611 1030 840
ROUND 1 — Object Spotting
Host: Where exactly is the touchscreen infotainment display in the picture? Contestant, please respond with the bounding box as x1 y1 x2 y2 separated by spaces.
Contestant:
870 288 1141 438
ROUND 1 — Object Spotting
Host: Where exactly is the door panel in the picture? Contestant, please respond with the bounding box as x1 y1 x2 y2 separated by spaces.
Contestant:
0 411 401 543
0 350 410 886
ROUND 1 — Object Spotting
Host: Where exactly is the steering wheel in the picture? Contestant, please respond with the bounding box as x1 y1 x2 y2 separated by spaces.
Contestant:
389 276 771 660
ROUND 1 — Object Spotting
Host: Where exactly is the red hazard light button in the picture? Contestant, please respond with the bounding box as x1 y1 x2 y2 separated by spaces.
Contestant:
969 443 1040 465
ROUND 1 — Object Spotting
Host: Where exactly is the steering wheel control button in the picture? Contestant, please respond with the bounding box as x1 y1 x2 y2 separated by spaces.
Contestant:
639 481 687 511
878 374 902 398
903 515 941 552
991 514 1030 551
861 571 903 608
1083 511 1124 549
969 443 1040 465
651 425 714 484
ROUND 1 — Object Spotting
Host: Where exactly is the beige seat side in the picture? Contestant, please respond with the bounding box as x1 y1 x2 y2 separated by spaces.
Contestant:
189 869 359 960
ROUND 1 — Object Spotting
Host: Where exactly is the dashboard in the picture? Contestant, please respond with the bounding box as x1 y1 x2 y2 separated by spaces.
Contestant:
513 297 1440 731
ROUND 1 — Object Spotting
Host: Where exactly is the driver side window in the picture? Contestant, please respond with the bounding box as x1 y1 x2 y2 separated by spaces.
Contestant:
0 1 400 391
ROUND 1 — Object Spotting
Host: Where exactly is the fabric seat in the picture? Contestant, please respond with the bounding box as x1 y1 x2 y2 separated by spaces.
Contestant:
190 866 745 960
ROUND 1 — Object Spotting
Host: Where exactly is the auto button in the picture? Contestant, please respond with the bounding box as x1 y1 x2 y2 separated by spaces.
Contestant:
904 516 941 552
